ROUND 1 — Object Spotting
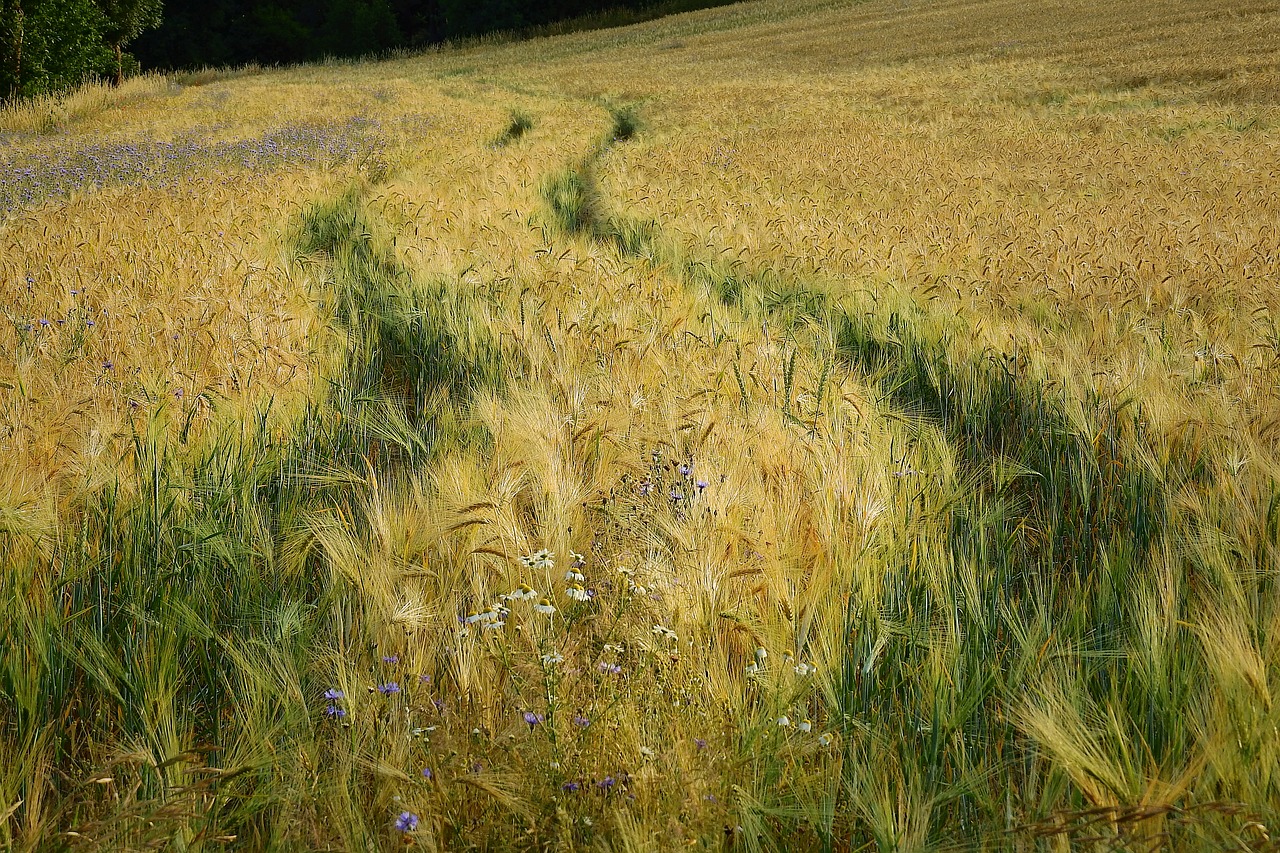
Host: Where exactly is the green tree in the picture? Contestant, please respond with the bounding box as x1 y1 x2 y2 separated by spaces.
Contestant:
1 0 113 99
319 0 400 57
95 0 161 84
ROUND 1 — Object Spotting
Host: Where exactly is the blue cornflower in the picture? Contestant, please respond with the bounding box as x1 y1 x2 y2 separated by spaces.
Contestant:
377 683 401 695
394 811 419 832
323 688 344 700
421 767 432 780
562 781 581 793
523 711 544 728
324 705 346 718
573 715 591 728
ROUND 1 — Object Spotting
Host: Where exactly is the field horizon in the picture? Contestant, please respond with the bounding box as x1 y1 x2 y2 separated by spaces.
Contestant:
3 0 1280 849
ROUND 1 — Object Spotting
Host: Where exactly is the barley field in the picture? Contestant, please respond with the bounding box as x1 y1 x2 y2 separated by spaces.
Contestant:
2 0 1279 849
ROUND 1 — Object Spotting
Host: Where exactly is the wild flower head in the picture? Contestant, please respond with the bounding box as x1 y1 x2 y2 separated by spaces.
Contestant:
521 549 555 570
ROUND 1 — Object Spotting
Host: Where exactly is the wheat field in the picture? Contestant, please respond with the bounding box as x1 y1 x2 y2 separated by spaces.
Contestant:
2 0 1279 849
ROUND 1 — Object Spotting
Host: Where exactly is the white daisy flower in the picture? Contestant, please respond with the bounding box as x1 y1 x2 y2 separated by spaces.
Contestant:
652 625 677 642
504 583 537 602
533 598 557 615
777 716 791 727
540 652 564 666
565 570 586 584
523 549 554 570
794 663 816 677
744 662 759 676
484 620 505 631
755 647 768 662
566 584 590 602
798 719 812 733
817 733 832 747
464 612 483 625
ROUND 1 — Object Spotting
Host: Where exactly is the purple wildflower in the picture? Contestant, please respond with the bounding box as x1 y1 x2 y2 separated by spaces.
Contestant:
598 662 622 675
523 711 545 728
563 781 581 793
695 738 707 750
377 682 401 695
696 480 709 491
421 767 433 780
382 655 399 664
324 705 346 718
323 688 344 700
597 776 616 791
394 811 419 832
679 463 692 476
573 715 591 727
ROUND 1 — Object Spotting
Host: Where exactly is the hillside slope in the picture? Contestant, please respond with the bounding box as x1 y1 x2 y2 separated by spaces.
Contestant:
2 0 1279 849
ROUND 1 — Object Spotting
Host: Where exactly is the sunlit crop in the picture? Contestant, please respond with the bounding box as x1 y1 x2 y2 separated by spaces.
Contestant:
2 0 1278 849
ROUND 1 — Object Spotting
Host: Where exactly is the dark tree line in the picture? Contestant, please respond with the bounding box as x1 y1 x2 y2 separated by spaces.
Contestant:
2 0 725 100
133 0 720 70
